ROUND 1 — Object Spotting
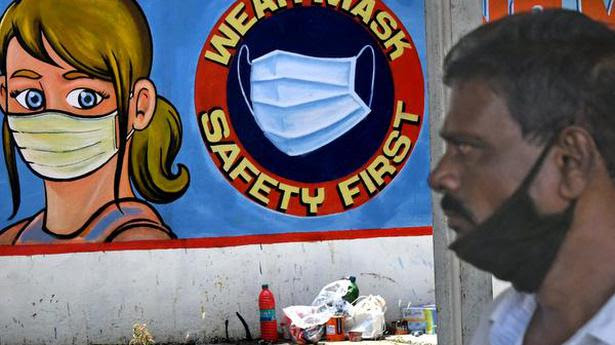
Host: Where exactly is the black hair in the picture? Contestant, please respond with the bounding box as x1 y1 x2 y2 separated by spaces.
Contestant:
444 9 615 177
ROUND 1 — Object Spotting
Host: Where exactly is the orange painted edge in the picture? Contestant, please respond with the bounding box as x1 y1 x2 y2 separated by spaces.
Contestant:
0 226 433 257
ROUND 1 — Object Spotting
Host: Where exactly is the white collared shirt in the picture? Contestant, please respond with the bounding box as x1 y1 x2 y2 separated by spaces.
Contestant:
470 287 615 345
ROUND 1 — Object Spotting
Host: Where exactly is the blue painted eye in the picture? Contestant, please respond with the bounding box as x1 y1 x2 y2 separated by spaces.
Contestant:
66 88 103 109
14 89 45 110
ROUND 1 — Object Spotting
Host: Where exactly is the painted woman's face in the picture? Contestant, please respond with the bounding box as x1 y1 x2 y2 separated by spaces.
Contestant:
5 37 117 116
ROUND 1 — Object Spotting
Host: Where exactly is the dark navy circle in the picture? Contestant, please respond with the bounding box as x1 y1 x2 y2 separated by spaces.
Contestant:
26 90 44 110
79 90 96 109
227 6 394 183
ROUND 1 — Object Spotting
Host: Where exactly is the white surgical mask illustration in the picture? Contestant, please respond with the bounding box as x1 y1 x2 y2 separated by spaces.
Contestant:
237 45 375 156
7 110 133 180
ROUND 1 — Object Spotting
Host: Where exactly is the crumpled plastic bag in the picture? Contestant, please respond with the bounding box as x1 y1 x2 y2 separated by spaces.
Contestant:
284 280 354 329
289 323 325 344
311 279 352 307
344 295 387 339
283 305 331 330
283 279 356 343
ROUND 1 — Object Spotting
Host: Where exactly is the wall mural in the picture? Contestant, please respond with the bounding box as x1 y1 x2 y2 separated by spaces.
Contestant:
0 0 431 252
483 0 614 24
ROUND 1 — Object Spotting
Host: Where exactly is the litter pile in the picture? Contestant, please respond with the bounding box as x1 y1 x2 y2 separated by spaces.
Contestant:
281 277 386 344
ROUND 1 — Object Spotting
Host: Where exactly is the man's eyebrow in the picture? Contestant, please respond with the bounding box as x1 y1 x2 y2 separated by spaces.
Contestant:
440 130 487 146
10 69 42 80
439 130 462 142
62 71 93 80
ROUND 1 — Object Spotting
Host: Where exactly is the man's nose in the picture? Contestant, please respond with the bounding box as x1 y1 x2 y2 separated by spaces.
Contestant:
428 156 460 194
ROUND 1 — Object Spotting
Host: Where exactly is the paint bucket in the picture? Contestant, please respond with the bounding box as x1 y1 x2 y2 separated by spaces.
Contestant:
325 316 345 341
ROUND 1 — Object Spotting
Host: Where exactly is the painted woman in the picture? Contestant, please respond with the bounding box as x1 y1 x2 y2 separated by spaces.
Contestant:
0 0 190 244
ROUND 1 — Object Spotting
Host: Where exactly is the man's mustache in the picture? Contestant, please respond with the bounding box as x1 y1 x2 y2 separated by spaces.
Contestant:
441 195 477 225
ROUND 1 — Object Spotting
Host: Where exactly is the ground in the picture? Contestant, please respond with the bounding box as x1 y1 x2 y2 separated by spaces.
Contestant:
201 335 438 345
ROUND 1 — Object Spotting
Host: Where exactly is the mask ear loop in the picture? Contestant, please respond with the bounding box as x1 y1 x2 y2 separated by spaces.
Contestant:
124 90 136 143
237 45 255 116
126 128 135 140
516 135 559 192
357 45 376 108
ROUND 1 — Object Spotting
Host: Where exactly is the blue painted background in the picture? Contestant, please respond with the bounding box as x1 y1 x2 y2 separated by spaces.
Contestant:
0 0 432 238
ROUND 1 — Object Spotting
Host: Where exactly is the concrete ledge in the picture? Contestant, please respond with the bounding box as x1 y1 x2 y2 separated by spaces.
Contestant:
318 334 437 345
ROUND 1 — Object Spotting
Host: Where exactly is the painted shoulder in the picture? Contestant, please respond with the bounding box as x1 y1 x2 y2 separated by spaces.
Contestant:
103 199 176 242
0 218 31 245
109 226 175 242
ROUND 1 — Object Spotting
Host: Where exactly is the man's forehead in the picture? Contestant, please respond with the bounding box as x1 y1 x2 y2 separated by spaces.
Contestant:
442 80 523 143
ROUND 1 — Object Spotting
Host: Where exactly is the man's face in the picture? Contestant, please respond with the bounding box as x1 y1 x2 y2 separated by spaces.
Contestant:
429 80 543 236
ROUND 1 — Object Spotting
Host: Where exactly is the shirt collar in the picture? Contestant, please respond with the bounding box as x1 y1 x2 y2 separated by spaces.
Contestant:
488 289 536 345
584 293 615 345
489 288 536 324
490 288 615 345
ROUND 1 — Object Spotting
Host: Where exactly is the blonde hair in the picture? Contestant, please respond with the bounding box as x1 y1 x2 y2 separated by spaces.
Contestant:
0 0 189 216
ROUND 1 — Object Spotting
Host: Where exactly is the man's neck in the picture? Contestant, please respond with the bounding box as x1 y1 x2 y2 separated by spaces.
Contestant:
524 191 615 344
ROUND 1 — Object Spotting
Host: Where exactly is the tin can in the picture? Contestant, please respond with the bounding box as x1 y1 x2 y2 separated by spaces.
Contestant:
423 305 437 335
394 320 409 335
404 307 427 332
325 316 345 341
403 304 438 334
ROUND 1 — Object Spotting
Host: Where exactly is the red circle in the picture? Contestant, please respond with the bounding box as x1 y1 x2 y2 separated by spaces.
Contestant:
195 0 424 217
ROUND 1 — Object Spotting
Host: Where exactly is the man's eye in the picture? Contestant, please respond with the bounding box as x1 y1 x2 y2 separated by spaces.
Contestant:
66 88 104 109
457 143 474 154
13 89 45 110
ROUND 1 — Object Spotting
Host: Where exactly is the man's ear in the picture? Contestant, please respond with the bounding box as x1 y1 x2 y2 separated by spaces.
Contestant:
0 76 7 113
555 126 595 199
129 78 157 131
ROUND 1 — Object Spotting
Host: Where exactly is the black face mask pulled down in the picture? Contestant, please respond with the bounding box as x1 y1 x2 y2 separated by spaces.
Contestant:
448 144 576 293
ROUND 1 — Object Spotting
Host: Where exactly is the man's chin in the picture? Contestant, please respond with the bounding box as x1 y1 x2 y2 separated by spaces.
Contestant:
446 215 475 236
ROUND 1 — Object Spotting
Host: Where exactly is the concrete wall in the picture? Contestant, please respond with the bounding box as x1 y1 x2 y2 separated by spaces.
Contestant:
0 236 434 345
426 1 492 344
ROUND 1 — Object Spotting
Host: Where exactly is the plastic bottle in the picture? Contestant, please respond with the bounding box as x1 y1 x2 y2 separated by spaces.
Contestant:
259 284 278 342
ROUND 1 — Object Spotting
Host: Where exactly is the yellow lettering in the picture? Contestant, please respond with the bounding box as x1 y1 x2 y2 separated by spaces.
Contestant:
359 170 377 195
338 175 361 207
229 158 260 182
277 0 289 6
249 173 279 205
394 101 420 128
200 109 230 143
383 130 412 164
278 183 300 211
370 11 397 41
204 23 240 66
350 0 375 24
301 188 325 215
313 0 353 10
211 143 241 172
385 31 412 61
367 155 396 186
253 0 279 19
226 2 257 36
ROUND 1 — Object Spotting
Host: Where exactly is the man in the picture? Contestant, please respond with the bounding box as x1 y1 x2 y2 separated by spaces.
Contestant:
429 9 615 345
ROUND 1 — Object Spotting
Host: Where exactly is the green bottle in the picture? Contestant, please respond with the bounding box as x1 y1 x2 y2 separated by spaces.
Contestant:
343 276 359 304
